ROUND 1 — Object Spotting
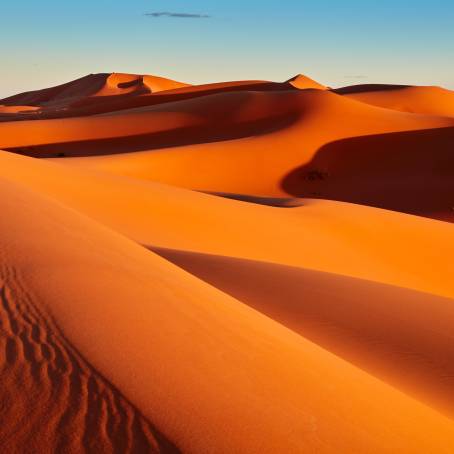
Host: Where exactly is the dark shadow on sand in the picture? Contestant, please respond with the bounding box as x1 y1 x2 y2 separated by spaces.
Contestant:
282 126 454 220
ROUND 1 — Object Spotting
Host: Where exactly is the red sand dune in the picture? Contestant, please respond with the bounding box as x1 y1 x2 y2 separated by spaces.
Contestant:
334 84 454 117
20 88 451 220
0 104 39 113
287 73 327 89
0 72 190 107
152 248 454 417
1 72 454 452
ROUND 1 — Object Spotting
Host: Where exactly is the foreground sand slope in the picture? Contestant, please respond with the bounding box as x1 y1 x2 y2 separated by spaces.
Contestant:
153 247 454 417
1 151 454 300
1 175 454 453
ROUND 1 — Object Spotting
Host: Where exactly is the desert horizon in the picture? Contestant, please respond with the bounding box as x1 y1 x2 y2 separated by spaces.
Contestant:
2 1 454 453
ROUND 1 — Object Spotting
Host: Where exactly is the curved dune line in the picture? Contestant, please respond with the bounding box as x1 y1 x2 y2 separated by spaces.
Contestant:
151 247 454 418
1 176 454 453
1 71 454 452
44 89 454 220
0 90 304 154
1 150 454 300
334 84 454 117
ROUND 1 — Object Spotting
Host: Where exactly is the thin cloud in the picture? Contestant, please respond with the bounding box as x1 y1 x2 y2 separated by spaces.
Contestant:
144 12 211 19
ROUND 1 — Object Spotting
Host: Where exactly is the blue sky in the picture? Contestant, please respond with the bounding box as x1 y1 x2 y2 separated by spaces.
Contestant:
1 0 454 97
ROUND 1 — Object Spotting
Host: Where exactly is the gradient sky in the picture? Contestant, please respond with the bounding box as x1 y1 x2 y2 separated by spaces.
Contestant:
1 0 454 97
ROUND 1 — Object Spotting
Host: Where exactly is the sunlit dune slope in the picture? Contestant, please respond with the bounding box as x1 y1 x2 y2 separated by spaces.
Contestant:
0 90 305 155
0 80 280 122
94 73 190 96
153 247 454 417
41 89 454 220
0 104 39 113
1 69 454 453
0 72 190 112
334 84 454 117
1 175 454 453
1 151 454 300
0 73 327 121
287 73 327 89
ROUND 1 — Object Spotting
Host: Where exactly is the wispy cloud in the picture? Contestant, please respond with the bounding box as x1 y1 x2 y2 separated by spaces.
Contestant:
144 12 211 19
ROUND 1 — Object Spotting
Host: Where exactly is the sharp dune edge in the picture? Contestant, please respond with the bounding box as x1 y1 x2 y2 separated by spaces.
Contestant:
1 72 454 452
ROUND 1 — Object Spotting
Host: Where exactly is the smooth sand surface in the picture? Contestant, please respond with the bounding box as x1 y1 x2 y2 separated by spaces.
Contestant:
1 72 454 452
28 88 454 220
335 84 454 117
2 175 454 454
1 152 454 299
152 248 454 417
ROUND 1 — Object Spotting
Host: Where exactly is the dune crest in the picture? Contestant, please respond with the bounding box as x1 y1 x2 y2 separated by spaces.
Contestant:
1 69 454 452
286 73 327 90
335 84 454 117
95 73 190 96
153 247 454 417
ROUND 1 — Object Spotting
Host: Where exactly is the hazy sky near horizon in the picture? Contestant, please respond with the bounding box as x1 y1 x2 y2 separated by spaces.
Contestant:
1 0 454 97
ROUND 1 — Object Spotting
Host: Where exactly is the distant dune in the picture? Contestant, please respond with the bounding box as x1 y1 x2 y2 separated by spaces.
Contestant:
334 84 454 117
287 73 327 89
1 71 454 452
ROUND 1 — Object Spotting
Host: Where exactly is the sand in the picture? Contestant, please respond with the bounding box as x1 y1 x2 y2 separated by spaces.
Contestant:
1 72 454 453
334 84 454 117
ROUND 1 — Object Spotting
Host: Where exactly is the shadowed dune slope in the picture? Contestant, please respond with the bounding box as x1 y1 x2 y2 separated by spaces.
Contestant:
0 74 109 107
0 73 190 108
49 89 454 220
0 76 302 122
0 90 304 156
1 175 454 453
282 126 454 221
334 84 454 117
2 70 454 453
153 247 454 418
1 151 454 300
0 72 324 113
94 73 190 97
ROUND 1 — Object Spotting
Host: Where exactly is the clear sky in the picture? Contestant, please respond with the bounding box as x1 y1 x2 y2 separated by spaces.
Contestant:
1 0 454 97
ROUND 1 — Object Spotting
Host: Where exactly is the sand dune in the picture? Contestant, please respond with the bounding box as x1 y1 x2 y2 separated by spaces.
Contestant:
0 104 39 113
0 75 301 122
287 73 327 89
0 90 304 155
1 151 454 300
1 71 454 452
1 175 454 453
39 88 454 220
0 73 190 108
94 73 190 97
334 84 454 117
152 247 454 417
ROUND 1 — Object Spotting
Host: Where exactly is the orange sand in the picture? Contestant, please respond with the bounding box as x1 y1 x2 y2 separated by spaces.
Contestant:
335 84 454 117
1 72 454 452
